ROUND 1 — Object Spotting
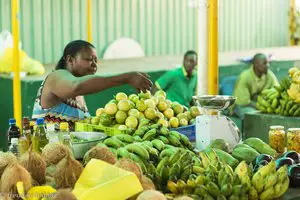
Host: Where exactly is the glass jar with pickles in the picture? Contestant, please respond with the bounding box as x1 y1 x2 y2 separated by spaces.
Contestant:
287 128 300 152
269 125 286 154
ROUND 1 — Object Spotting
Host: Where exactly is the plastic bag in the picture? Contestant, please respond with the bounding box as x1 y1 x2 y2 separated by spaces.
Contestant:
73 159 143 200
0 47 45 75
0 30 22 56
0 30 44 75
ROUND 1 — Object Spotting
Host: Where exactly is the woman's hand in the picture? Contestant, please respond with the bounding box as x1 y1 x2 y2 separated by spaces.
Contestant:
127 72 153 92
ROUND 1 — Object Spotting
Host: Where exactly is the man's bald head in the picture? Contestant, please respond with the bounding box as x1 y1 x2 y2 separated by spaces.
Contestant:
252 53 269 77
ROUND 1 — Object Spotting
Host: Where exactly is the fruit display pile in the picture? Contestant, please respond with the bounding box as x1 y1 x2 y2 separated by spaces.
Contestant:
93 124 194 173
81 90 201 129
256 67 300 116
1 133 297 199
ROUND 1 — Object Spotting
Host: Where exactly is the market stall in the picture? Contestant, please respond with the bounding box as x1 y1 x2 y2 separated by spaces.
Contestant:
1 89 299 200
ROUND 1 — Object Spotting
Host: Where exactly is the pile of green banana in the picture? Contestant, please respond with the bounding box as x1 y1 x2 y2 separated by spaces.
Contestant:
251 160 289 200
96 123 194 173
163 150 250 199
257 76 300 116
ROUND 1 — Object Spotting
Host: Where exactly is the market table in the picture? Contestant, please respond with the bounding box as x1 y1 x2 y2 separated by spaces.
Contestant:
282 188 300 200
243 111 300 143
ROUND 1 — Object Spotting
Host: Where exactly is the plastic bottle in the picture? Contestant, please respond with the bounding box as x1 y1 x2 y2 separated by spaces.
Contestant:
32 118 49 152
18 117 31 155
47 123 59 143
8 138 19 156
59 122 69 143
22 117 32 143
62 134 74 155
7 118 20 149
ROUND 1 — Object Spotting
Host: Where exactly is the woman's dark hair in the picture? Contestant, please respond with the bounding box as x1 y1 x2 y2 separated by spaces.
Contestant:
55 40 95 70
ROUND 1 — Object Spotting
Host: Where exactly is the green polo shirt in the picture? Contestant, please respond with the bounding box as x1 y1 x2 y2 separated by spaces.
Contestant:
233 65 279 106
155 66 197 107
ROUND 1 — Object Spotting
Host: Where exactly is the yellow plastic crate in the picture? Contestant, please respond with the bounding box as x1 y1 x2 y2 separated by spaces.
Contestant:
75 122 127 136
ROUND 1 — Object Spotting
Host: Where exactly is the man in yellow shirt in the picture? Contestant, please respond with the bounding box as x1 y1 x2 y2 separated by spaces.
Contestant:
233 53 279 119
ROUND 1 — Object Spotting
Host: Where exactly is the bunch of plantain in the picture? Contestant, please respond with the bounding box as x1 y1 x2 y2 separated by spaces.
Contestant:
256 68 300 116
132 123 194 151
251 160 289 200
287 67 300 103
165 149 249 199
154 147 201 191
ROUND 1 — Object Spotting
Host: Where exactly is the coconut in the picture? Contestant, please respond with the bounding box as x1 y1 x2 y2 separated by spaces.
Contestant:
42 143 71 166
46 175 57 189
83 146 117 166
53 189 77 200
115 158 142 181
0 152 17 178
46 165 57 177
54 154 83 189
0 164 32 198
140 176 155 190
19 151 46 186
136 190 166 200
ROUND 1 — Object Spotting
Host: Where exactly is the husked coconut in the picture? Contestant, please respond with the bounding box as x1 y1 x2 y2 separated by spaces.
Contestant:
19 151 46 185
115 158 142 181
137 190 166 200
54 154 83 189
140 176 155 190
0 164 32 199
53 189 77 200
0 152 17 178
42 143 71 166
83 146 117 166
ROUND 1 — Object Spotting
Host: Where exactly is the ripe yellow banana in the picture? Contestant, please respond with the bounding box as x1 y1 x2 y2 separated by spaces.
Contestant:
256 160 276 178
195 174 206 186
167 180 179 194
239 175 251 191
234 161 249 177
259 186 274 200
277 165 288 182
273 177 289 198
199 152 210 169
264 172 278 190
273 181 282 198
252 172 264 193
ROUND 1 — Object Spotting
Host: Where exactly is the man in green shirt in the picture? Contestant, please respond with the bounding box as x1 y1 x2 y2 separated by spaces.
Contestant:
152 50 198 107
233 53 279 119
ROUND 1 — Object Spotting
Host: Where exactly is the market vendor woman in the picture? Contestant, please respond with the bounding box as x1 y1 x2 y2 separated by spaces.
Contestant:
32 40 152 130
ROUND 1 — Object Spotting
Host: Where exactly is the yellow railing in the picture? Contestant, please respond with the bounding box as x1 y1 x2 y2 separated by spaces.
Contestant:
12 0 22 127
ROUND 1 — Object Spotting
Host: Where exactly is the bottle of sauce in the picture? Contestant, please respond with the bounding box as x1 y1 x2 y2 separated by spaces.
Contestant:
18 117 31 155
7 118 20 150
32 118 49 152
